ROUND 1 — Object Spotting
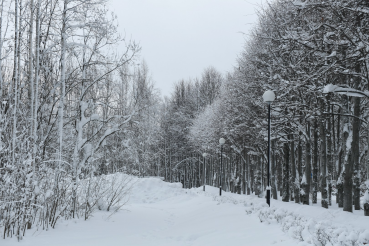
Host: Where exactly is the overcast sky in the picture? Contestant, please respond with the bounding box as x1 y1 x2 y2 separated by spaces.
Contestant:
107 0 265 98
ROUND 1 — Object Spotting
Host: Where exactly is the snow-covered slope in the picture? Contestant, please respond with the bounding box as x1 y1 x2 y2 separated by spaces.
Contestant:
128 177 186 204
3 176 369 246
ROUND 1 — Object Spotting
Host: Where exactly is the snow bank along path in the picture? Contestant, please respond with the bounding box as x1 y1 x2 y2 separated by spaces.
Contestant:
4 176 369 246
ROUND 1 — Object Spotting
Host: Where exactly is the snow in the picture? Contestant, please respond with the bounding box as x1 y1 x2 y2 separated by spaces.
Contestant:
364 180 369 203
4 176 369 246
90 114 99 121
346 131 353 153
301 173 307 185
323 84 339 94
323 83 369 98
292 0 306 8
326 51 336 57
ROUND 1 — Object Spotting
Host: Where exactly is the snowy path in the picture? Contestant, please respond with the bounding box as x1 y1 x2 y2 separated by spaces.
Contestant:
4 178 297 246
4 177 369 246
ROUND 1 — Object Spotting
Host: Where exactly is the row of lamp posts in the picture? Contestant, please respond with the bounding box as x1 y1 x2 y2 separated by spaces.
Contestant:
201 90 275 207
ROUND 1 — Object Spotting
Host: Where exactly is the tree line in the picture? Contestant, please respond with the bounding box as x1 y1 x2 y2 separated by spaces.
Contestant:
146 0 369 217
0 0 162 240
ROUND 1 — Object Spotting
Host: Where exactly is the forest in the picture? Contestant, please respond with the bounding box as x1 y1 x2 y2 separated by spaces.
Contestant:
1 0 369 241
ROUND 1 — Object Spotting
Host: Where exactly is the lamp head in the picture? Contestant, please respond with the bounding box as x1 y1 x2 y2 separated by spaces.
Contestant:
263 90 275 103
219 138 225 145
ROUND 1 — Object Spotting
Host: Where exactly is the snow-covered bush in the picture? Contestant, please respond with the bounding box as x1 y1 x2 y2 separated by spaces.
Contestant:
98 173 133 212
78 173 134 219
246 204 368 246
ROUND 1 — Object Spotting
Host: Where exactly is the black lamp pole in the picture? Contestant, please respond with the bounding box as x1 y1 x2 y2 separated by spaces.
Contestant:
267 102 271 207
263 90 275 207
220 145 223 196
203 154 206 191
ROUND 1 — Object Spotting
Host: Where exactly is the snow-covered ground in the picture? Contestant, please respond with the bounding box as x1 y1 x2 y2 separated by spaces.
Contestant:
4 176 369 246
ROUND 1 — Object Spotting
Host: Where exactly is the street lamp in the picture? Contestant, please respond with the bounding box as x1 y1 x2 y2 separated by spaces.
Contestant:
219 138 225 196
202 152 208 191
263 90 275 207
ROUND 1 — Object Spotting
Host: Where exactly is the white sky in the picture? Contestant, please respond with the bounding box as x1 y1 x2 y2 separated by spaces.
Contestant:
107 0 265 98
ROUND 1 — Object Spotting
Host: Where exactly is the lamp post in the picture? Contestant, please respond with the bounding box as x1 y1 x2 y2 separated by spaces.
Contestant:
263 90 275 207
202 152 208 191
219 138 225 196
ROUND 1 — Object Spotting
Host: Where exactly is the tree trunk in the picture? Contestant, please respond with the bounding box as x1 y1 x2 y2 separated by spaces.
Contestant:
343 94 353 212
304 121 311 205
29 0 34 135
184 158 187 189
255 156 260 196
250 156 254 194
312 119 318 204
32 0 41 185
12 0 19 165
296 137 302 203
337 150 344 207
336 107 343 206
365 113 369 215
0 0 3 100
282 141 290 202
352 91 361 211
242 150 246 194
247 154 251 195
169 149 172 182
237 156 241 194
343 150 353 212
261 155 264 195
321 105 328 209
290 134 295 201
364 202 369 216
327 102 333 206
278 157 282 197
271 140 278 200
